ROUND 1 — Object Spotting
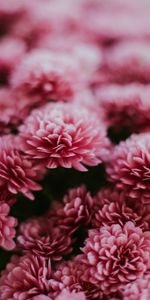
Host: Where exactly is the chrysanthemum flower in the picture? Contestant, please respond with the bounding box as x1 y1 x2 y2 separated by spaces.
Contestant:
92 188 149 230
37 34 102 81
62 185 94 232
11 49 81 102
0 254 53 300
0 202 17 250
106 133 150 203
96 84 150 134
19 102 108 171
17 216 72 260
82 222 150 293
51 258 104 300
121 276 150 300
44 185 94 236
0 135 41 200
106 41 150 84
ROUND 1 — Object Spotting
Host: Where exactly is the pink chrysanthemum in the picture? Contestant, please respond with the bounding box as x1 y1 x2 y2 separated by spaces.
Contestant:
11 49 81 102
37 34 103 81
19 102 108 171
106 41 150 84
51 258 104 300
96 84 150 133
17 216 72 260
92 188 149 230
0 135 41 200
106 133 150 204
0 202 17 250
62 185 94 232
121 276 150 300
0 254 53 300
82 222 150 293
46 185 94 235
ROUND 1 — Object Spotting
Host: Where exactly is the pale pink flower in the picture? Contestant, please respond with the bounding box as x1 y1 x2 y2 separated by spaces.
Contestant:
19 102 107 171
82 222 150 293
17 216 72 260
0 254 53 300
0 135 41 200
11 49 81 102
106 41 150 83
79 1 150 44
0 202 17 250
121 276 150 300
106 133 150 204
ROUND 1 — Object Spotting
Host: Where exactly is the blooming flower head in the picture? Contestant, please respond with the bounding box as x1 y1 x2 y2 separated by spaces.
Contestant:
51 258 104 300
62 185 93 232
11 49 81 102
82 222 150 293
0 135 41 200
106 133 150 204
106 41 150 84
92 187 149 230
19 102 108 171
0 254 53 300
121 276 150 300
96 84 150 134
0 202 17 250
17 216 72 260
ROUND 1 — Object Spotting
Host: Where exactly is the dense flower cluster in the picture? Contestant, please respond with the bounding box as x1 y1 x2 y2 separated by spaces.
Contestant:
1 0 150 300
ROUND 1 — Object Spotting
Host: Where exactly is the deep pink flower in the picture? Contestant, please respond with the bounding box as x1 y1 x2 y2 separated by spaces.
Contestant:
0 135 41 200
121 276 150 300
51 258 104 300
92 188 149 230
17 216 72 260
106 133 150 204
11 49 81 102
82 222 150 293
0 254 53 300
62 185 94 232
96 84 150 133
46 185 94 234
19 102 107 171
0 202 17 250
